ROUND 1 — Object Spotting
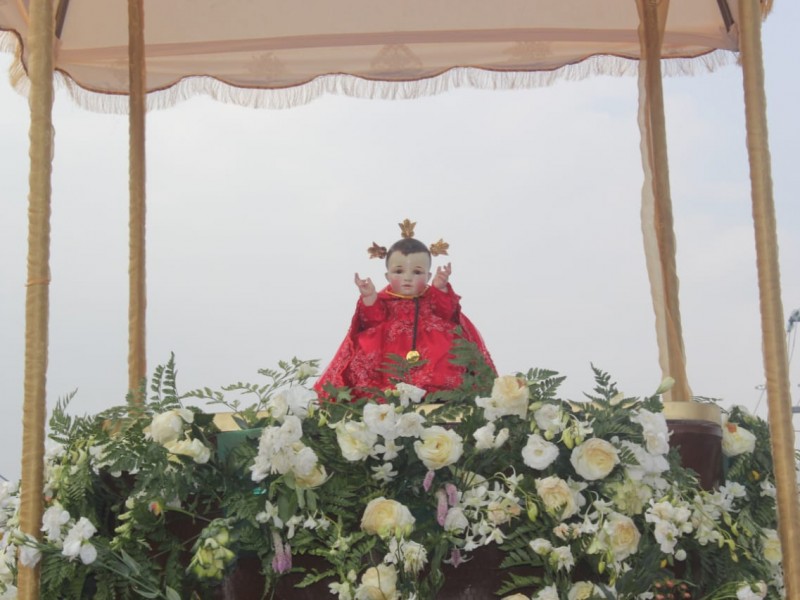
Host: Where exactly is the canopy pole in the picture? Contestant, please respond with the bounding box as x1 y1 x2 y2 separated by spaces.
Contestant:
17 0 55 597
738 0 800 594
128 0 147 402
636 0 691 402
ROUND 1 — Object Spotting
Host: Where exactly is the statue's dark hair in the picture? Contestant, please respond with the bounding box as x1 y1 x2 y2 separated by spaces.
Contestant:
385 238 430 266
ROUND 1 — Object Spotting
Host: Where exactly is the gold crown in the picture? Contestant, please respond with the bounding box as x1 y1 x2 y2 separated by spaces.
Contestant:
367 219 449 259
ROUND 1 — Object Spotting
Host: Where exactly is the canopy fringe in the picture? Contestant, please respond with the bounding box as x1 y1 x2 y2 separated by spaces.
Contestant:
1 29 737 114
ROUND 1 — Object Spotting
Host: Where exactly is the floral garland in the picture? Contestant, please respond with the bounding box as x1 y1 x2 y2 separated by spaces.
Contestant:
0 347 788 600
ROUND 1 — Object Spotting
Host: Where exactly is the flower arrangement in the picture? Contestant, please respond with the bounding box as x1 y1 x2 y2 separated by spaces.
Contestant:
0 342 787 600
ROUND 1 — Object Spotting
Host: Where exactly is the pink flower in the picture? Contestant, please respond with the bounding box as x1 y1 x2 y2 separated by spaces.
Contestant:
423 470 435 492
445 548 464 568
445 483 458 506
271 531 292 574
436 490 448 526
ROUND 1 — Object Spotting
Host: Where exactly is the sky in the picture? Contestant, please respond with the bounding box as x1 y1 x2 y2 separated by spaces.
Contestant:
1 5 799 481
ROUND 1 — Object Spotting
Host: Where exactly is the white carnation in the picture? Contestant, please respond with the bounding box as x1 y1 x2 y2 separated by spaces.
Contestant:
363 403 399 439
522 434 559 470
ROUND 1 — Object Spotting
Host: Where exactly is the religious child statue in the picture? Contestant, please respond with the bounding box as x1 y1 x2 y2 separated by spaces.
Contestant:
315 219 495 398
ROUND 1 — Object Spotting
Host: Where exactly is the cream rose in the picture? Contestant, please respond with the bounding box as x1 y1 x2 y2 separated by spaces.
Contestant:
164 437 211 464
413 426 463 470
570 438 619 481
361 497 415 538
535 476 578 519
475 376 529 421
147 409 193 445
602 513 641 561
502 595 529 600
568 582 598 600
722 420 757 457
355 564 399 600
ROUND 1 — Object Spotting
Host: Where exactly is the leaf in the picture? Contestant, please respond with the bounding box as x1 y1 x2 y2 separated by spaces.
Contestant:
165 586 182 600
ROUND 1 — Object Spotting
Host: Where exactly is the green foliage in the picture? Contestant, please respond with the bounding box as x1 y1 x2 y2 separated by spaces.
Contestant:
0 356 784 600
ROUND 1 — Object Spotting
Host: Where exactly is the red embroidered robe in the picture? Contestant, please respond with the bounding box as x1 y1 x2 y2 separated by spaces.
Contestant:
315 284 495 395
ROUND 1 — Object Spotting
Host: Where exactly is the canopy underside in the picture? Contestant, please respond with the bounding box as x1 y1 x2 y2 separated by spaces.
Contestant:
0 0 757 111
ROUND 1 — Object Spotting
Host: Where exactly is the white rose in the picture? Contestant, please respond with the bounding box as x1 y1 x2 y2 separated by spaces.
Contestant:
361 498 415 538
533 585 559 600
164 437 211 464
570 438 619 481
413 426 463 470
535 476 578 519
522 434 559 470
502 595 530 600
355 564 399 600
336 421 378 462
294 463 328 489
568 582 597 600
147 409 193 445
475 376 529 421
534 404 564 435
736 582 768 600
529 538 552 555
631 409 671 455
601 513 641 561
762 528 782 565
722 420 757 457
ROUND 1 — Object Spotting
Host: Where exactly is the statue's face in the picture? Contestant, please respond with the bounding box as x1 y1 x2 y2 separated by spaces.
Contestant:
385 251 431 296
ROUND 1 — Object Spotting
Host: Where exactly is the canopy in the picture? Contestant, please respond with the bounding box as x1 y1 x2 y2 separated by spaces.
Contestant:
1 0 747 111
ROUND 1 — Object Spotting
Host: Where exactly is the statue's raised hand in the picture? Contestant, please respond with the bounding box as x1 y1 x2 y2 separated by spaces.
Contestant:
354 273 378 306
432 263 451 291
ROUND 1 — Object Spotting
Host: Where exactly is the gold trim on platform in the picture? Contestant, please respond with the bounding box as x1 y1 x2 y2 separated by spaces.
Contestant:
662 400 721 425
213 412 269 432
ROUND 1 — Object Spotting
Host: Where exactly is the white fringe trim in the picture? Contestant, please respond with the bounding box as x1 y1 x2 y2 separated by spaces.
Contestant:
1 29 738 114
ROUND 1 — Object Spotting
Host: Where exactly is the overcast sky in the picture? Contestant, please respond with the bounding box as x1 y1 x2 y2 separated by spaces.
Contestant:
1 4 799 481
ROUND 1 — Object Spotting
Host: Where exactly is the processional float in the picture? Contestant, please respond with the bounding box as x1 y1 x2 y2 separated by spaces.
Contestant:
0 0 795 598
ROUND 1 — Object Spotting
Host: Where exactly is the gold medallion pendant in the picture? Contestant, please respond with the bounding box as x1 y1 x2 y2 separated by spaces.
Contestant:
406 350 421 363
